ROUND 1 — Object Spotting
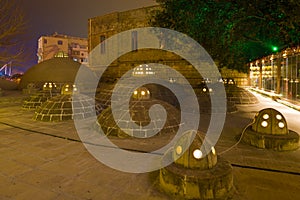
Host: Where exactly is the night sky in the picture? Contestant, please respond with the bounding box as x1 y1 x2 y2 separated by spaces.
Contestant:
20 0 157 70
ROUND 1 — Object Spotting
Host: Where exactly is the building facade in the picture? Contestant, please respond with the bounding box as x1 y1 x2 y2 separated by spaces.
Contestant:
88 6 222 88
37 33 88 64
249 47 300 102
88 5 248 87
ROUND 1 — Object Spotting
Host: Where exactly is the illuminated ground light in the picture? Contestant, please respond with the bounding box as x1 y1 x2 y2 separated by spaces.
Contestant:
242 108 299 151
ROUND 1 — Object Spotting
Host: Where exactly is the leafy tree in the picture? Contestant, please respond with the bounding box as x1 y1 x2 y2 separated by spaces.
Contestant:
151 0 300 71
0 0 28 69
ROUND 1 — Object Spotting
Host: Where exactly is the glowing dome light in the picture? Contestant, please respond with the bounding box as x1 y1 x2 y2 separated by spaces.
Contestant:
176 146 183 155
211 147 216 155
209 88 213 92
278 122 285 128
193 149 202 159
134 90 138 95
141 91 146 96
261 121 268 127
263 114 269 119
276 114 282 120
203 88 207 92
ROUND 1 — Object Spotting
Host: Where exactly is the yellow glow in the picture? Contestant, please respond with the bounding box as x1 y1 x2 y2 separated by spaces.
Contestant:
263 114 269 119
261 121 268 127
134 90 138 95
276 114 282 120
193 149 202 159
203 88 207 92
211 147 216 155
176 146 182 155
141 91 146 96
278 122 285 128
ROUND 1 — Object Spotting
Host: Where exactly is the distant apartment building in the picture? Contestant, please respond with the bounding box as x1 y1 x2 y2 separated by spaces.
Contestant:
37 32 88 64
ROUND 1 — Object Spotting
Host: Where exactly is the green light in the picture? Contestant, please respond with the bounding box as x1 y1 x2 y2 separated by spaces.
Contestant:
272 46 278 52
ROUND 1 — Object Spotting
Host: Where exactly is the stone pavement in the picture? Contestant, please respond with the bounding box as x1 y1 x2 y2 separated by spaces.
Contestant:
0 90 300 200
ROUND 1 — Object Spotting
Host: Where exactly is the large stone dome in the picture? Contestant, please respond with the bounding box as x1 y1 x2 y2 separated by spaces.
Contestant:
19 58 94 89
97 99 181 138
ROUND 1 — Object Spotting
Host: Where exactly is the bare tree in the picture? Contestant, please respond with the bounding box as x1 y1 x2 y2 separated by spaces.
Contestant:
0 0 28 68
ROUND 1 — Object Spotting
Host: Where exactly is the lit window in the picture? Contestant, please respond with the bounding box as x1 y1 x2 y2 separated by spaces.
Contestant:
176 146 182 155
276 114 282 120
193 149 202 159
261 121 268 127
278 122 285 128
263 114 269 119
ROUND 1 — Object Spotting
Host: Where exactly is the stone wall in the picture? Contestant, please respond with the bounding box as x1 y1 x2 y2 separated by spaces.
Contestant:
88 6 248 87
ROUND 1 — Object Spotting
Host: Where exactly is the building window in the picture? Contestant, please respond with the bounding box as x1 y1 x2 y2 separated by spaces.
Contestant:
100 35 106 54
44 39 47 44
132 31 138 51
57 40 63 45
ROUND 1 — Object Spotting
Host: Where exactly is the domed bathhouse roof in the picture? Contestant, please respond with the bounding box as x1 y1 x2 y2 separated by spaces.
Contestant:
159 130 233 200
96 98 181 138
95 82 184 110
23 82 60 109
33 84 103 122
19 57 95 90
242 108 299 151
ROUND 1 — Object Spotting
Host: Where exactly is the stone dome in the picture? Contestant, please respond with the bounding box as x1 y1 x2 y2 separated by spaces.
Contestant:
23 90 60 109
173 130 217 169
34 94 102 122
96 83 183 110
159 130 233 200
251 108 288 135
97 99 181 138
242 108 299 151
95 83 114 109
19 58 95 89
